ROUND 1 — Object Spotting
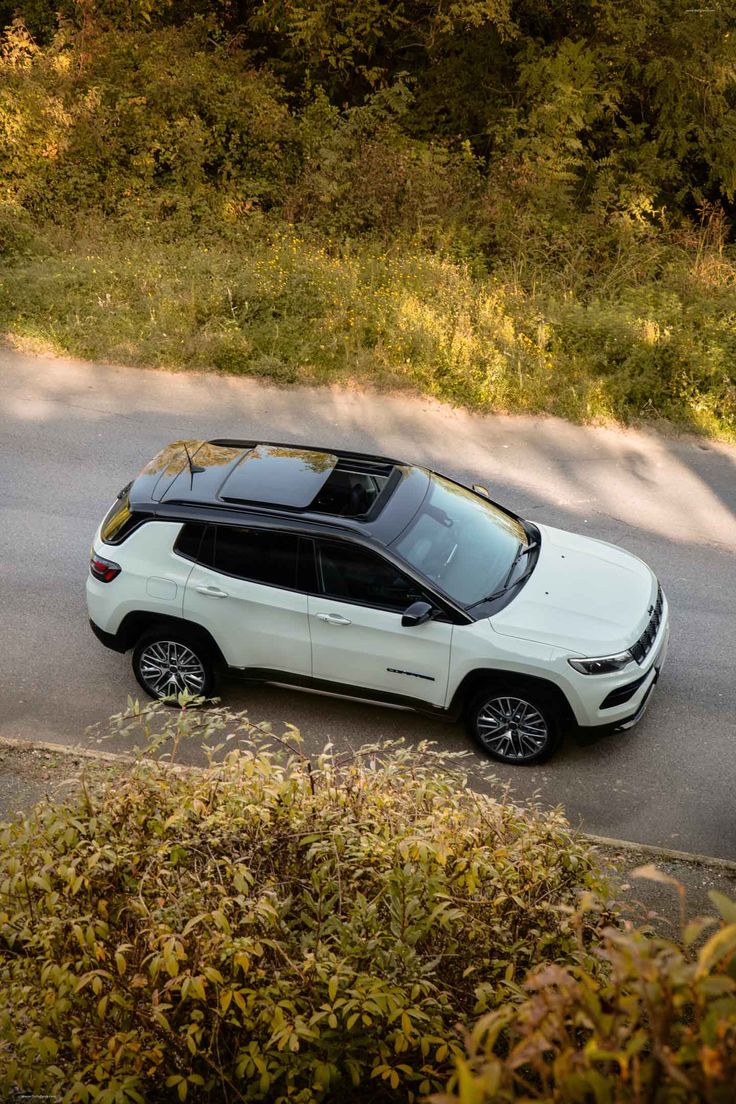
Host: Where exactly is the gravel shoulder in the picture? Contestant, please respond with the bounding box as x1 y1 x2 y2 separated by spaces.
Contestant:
2 736 734 938
0 740 124 819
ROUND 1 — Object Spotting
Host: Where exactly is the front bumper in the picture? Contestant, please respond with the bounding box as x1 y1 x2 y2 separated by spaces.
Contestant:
613 666 661 731
568 596 670 733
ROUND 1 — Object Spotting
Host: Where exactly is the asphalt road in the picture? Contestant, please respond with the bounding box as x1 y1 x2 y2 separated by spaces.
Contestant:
2 347 735 857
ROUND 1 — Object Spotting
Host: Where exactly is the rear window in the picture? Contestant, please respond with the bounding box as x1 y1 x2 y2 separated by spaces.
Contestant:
213 528 299 589
174 522 206 561
101 491 142 544
186 525 300 590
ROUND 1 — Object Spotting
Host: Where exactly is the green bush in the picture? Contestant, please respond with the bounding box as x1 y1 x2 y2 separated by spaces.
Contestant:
436 895 736 1103
0 199 41 259
0 21 296 223
0 707 607 1102
283 84 484 248
0 22 480 243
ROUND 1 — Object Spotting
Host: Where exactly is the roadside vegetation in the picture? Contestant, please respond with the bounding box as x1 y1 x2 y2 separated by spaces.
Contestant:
436 901 736 1104
1 2 736 438
0 706 735 1102
0 706 606 1101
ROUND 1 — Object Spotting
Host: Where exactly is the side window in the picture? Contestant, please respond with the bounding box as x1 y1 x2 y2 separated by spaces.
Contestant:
316 540 426 612
297 538 318 593
205 526 299 589
174 522 205 561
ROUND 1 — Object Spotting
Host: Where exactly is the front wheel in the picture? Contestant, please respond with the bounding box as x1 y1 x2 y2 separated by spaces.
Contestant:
132 629 217 704
466 685 560 764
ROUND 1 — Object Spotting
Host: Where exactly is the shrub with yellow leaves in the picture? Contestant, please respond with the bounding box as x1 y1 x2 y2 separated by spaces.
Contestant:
0 705 606 1102
434 892 736 1103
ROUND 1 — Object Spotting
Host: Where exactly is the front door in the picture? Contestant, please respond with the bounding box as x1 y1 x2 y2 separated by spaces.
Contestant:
308 539 452 707
182 525 311 676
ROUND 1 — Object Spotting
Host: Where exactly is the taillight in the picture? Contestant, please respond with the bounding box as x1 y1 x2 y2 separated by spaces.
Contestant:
90 553 121 583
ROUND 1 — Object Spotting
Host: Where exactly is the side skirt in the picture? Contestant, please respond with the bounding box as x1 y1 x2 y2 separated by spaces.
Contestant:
225 666 453 721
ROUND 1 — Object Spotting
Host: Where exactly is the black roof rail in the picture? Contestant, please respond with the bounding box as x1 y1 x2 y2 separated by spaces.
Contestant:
159 498 360 534
207 439 404 468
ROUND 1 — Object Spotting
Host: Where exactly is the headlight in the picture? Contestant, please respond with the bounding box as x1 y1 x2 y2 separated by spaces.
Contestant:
568 651 633 675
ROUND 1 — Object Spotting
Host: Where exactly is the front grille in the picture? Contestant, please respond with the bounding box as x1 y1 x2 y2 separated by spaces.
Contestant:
630 584 663 665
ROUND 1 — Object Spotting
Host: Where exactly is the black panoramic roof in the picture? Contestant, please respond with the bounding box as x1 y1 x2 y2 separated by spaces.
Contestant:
220 445 339 508
128 439 426 543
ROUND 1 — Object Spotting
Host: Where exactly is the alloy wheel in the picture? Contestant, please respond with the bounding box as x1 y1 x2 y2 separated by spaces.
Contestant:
138 640 206 698
475 695 549 760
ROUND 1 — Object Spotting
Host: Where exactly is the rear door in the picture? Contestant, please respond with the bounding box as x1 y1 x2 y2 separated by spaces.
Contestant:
307 538 453 707
181 524 312 676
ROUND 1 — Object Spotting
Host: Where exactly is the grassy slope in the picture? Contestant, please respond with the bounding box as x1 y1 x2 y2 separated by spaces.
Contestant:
2 221 736 441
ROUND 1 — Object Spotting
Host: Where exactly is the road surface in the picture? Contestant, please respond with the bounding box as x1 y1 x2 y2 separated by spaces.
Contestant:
2 346 735 857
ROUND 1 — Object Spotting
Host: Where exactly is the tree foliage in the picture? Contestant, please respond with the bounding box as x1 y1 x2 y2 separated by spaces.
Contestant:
2 1 736 220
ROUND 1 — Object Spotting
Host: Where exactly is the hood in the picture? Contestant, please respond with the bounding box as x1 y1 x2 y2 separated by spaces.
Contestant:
491 523 658 656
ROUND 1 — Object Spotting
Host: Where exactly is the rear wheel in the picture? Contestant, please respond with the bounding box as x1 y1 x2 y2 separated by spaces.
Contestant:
466 684 560 764
132 629 217 703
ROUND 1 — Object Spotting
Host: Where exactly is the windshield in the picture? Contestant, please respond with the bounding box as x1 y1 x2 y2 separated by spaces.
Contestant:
391 475 528 606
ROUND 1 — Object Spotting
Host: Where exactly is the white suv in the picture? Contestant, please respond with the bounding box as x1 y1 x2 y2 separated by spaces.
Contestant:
87 440 670 764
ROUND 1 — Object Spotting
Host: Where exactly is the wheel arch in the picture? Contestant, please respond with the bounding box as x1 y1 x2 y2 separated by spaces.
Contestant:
448 669 576 728
115 612 228 670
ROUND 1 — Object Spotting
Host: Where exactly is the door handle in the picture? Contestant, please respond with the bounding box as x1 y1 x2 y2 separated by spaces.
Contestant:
316 613 352 626
195 584 229 598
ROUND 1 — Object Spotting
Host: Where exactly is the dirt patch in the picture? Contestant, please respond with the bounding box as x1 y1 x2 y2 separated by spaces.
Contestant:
0 742 124 821
593 842 736 938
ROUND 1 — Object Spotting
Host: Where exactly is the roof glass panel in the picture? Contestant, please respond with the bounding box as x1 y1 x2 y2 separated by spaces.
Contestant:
155 442 245 504
310 464 392 517
219 445 338 508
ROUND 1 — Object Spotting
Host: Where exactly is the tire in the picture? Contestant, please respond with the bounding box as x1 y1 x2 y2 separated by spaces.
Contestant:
132 627 217 704
466 682 561 764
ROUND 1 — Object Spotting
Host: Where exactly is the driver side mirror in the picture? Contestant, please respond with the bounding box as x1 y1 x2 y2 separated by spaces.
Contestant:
473 483 490 499
401 600 435 627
